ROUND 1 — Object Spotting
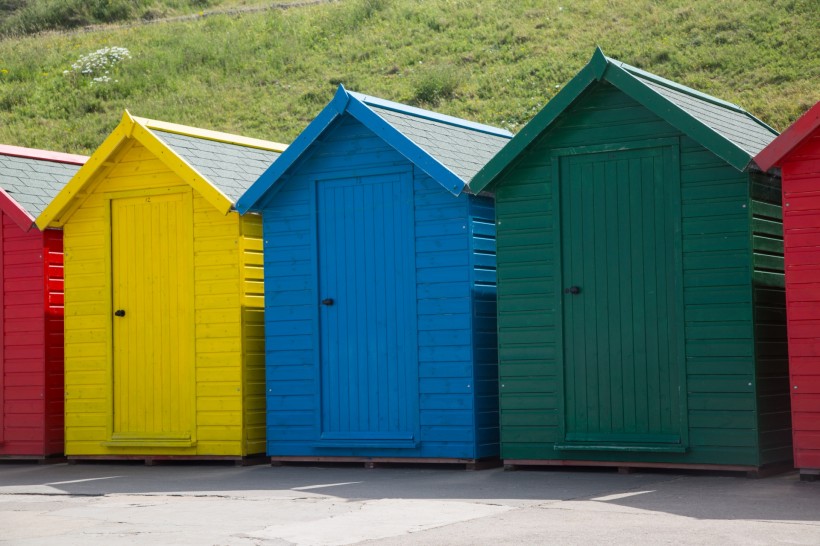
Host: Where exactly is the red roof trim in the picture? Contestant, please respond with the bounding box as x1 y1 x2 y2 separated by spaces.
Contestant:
0 144 87 165
0 185 36 232
755 101 820 171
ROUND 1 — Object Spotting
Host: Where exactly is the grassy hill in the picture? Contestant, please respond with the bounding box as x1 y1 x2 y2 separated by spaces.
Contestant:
0 0 817 154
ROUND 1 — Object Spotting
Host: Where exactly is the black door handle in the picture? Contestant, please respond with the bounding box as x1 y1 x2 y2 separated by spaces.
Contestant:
321 298 334 306
563 286 581 295
114 309 126 317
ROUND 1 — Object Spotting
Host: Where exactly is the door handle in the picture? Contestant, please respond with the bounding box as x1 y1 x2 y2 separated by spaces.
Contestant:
114 309 126 317
563 286 581 295
321 298 334 306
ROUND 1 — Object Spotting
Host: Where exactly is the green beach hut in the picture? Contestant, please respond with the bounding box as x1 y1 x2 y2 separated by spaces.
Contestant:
471 48 791 474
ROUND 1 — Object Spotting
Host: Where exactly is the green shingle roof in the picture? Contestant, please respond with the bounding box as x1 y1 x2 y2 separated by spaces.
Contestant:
471 48 778 193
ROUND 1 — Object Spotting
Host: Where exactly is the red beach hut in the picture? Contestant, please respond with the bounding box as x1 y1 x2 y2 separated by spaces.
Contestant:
0 144 86 459
756 102 820 480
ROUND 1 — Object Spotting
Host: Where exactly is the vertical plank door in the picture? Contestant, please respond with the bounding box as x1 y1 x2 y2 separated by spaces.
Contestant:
558 146 685 450
110 191 194 443
316 172 418 446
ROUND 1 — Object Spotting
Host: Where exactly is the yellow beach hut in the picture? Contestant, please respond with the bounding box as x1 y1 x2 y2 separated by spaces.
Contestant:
36 112 286 462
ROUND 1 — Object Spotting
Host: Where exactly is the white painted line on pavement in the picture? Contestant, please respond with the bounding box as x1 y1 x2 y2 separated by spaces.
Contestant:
591 490 655 502
291 481 362 490
45 476 124 485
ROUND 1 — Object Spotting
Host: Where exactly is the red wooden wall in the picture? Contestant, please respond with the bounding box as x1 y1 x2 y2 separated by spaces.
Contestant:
781 131 820 472
0 213 64 457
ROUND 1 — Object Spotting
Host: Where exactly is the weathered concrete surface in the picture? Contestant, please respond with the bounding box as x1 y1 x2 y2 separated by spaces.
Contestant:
0 464 817 545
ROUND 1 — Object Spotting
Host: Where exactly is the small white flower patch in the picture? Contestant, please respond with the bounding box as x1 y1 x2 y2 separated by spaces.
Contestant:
64 46 131 85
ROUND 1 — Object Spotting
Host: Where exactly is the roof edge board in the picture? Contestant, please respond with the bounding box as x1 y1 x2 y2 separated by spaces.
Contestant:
610 57 778 138
755 101 820 171
347 96 467 196
130 118 234 215
0 144 87 165
348 90 513 138
236 86 351 213
604 63 754 171
469 55 603 193
0 186 37 232
133 116 287 153
35 112 133 229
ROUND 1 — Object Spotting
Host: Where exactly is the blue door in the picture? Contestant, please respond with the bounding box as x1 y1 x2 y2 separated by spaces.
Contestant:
316 170 418 448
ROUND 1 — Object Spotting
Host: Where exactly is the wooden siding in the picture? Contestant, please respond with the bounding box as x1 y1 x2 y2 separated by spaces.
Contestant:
239 213 266 456
63 139 257 456
263 115 495 458
42 229 65 455
782 132 820 470
495 82 779 465
0 215 47 455
749 171 791 465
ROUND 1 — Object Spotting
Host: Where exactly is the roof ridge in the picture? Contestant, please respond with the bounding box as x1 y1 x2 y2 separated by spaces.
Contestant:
132 116 288 153
347 90 513 138
0 143 87 165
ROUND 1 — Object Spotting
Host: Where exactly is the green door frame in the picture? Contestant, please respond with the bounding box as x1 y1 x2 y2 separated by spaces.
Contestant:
551 137 688 453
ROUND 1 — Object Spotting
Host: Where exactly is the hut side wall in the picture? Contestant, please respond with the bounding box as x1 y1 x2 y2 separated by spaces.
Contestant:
782 133 820 471
494 82 773 465
42 228 65 456
239 213 266 455
749 171 791 465
468 195 500 459
0 214 46 455
63 139 253 456
263 115 491 458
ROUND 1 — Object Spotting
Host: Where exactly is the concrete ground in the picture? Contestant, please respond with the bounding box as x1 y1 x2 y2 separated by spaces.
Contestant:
0 462 818 545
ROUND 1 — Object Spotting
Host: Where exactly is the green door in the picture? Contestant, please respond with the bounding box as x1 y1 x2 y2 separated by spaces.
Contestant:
557 144 686 452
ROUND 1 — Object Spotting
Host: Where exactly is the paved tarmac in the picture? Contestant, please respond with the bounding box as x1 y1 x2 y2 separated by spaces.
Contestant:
0 462 818 545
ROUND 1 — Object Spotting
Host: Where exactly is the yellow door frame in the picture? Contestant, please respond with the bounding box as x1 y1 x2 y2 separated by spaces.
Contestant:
101 186 197 448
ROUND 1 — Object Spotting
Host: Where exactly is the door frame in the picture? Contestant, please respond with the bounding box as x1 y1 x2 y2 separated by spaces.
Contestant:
0 218 4 445
551 137 689 452
310 165 419 448
102 186 197 447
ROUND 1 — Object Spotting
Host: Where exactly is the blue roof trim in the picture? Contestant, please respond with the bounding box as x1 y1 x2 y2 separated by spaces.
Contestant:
236 86 350 213
348 91 513 139
345 97 467 196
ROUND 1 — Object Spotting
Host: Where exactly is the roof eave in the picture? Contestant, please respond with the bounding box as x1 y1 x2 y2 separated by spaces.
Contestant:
236 86 351 214
36 111 134 230
345 96 468 196
755 101 820 171
470 49 607 193
603 63 756 171
0 186 37 232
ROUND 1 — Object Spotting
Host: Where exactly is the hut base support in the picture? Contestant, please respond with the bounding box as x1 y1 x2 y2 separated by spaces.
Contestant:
0 454 66 464
270 456 501 471
799 469 820 482
504 459 791 478
67 455 267 466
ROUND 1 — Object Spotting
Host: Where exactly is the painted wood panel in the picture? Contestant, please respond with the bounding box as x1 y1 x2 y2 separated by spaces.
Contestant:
262 115 497 459
494 82 788 467
63 139 263 457
781 133 820 472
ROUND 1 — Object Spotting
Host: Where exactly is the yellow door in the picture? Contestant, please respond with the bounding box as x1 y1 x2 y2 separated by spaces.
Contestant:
110 190 195 445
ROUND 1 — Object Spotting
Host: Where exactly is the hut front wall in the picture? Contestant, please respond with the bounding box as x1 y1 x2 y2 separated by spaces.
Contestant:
494 82 786 466
263 115 497 459
0 214 48 455
782 133 820 471
63 138 263 456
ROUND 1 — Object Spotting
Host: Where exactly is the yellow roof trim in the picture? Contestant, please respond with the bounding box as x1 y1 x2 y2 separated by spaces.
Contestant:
35 112 131 229
133 116 288 153
129 119 233 215
36 111 286 228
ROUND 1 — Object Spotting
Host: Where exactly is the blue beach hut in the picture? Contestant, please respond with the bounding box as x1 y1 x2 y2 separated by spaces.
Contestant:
238 86 512 465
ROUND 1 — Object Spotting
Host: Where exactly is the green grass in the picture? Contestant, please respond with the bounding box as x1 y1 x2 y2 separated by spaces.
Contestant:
0 0 817 154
